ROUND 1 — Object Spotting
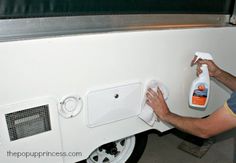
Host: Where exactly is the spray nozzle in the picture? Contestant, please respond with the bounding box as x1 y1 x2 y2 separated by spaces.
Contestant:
193 52 213 64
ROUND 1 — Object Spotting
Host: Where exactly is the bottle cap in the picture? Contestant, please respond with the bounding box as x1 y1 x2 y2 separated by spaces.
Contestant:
194 52 213 64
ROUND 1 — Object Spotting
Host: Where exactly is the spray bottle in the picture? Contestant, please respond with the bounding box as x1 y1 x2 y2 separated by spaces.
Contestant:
189 52 213 108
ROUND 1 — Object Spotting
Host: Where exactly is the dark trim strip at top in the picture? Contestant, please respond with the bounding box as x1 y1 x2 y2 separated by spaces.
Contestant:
0 0 234 19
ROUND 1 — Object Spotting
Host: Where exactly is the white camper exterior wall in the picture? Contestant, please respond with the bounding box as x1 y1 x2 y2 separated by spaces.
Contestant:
0 27 235 162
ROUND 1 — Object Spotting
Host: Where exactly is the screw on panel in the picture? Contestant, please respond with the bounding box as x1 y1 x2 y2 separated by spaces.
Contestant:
114 94 119 99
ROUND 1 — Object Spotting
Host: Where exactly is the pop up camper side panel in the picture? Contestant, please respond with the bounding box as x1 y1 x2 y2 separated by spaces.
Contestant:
0 27 235 162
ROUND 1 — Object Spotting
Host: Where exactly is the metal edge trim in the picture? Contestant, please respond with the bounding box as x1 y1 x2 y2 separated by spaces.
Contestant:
0 14 231 42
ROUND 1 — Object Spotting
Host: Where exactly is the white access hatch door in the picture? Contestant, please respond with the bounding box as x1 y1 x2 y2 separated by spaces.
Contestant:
87 82 142 127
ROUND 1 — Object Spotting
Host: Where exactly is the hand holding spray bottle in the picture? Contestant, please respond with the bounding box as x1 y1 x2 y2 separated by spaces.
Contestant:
189 52 213 108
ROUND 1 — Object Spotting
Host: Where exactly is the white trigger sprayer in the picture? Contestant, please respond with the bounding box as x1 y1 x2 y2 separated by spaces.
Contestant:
189 52 213 108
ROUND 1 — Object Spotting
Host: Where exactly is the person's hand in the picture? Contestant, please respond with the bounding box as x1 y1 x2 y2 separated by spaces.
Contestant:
191 56 222 77
146 87 170 121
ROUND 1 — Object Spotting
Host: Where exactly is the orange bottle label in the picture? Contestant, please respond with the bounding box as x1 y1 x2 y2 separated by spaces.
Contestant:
192 96 207 105
192 83 208 106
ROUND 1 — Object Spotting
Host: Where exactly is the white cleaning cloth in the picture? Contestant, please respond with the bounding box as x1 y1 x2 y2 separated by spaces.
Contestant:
139 80 169 126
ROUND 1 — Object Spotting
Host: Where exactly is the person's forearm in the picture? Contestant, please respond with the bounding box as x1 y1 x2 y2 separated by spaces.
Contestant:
215 69 236 91
164 113 209 138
